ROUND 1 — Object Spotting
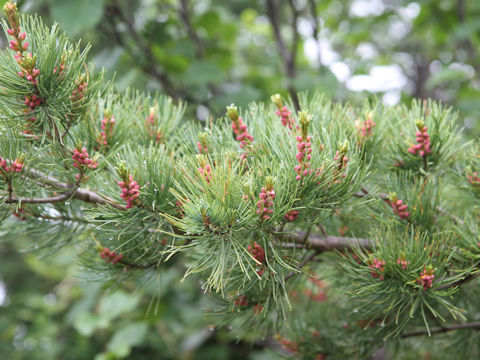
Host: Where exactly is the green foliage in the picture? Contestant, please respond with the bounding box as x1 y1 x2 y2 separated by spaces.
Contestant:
48 0 103 37
16 0 480 136
2 1 480 359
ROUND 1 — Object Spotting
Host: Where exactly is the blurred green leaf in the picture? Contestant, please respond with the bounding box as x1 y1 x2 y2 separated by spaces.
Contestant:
152 45 190 73
213 84 262 109
73 312 109 336
106 322 148 357
49 0 104 37
180 328 211 353
182 61 225 86
195 11 221 36
292 69 339 97
426 68 472 90
98 291 140 321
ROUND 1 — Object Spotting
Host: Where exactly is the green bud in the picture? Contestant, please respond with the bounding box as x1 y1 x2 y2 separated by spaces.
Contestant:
271 93 282 109
226 104 238 121
116 161 128 180
415 118 425 131
298 110 312 137
265 176 275 188
388 192 398 202
4 1 19 30
338 140 349 154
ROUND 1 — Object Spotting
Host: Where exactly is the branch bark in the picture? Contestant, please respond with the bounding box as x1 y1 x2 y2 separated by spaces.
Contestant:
266 0 300 112
17 165 376 255
104 2 180 100
19 166 127 210
456 0 480 75
402 321 480 338
276 230 373 252
5 189 76 204
355 188 465 226
103 1 215 112
177 0 221 108
309 0 322 66
284 249 319 281
178 0 204 58
435 272 480 291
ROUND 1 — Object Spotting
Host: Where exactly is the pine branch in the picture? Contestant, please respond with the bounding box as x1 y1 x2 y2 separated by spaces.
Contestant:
435 205 464 226
402 321 480 338
435 272 480 291
19 165 127 210
27 213 88 223
7 179 13 202
353 188 388 200
355 188 465 226
5 189 76 204
74 188 126 210
284 249 319 281
117 258 158 270
276 230 373 252
61 118 75 139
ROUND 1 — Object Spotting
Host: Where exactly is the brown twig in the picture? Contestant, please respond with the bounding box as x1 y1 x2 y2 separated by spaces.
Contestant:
28 213 89 223
178 0 204 58
354 187 466 226
309 0 322 66
117 258 159 270
7 179 13 202
104 2 180 100
402 321 480 338
456 0 480 75
276 230 373 252
177 0 221 104
19 165 127 210
318 223 328 239
5 189 76 204
284 250 319 281
61 118 75 139
435 272 480 291
104 1 215 112
266 0 300 111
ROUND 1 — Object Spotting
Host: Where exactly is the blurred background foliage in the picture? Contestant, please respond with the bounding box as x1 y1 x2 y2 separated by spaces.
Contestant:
1 0 479 358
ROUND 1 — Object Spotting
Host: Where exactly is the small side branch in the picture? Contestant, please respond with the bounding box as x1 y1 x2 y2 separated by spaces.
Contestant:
402 321 480 338
354 188 466 226
435 272 480 291
117 259 159 270
266 0 300 111
178 0 204 58
284 250 319 281
309 0 321 65
276 230 373 252
74 188 126 210
19 165 127 210
177 0 221 105
5 189 75 204
104 2 180 100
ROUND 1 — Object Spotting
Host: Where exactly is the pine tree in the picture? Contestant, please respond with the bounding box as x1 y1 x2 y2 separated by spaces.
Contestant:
1 2 480 358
